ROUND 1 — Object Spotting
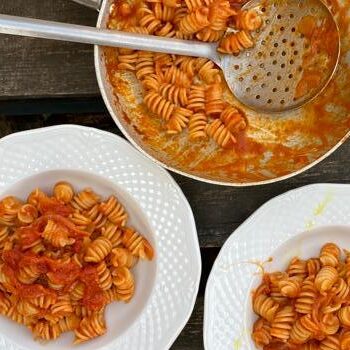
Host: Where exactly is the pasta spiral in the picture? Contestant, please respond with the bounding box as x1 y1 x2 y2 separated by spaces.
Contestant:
0 292 11 314
270 305 296 341
111 247 137 268
0 226 9 249
32 294 57 309
122 227 154 260
340 331 350 350
187 85 206 112
144 91 175 121
320 243 341 268
53 181 74 204
0 196 22 226
321 313 340 335
85 204 107 230
253 294 279 322
315 266 338 293
112 267 135 302
217 30 254 55
206 120 235 149
334 278 350 302
17 204 38 225
188 112 208 140
18 265 41 284
84 237 112 263
252 318 272 348
220 106 247 134
96 262 113 291
69 212 92 232
74 313 106 344
99 196 128 227
279 278 301 298
295 278 318 314
235 9 263 31
101 221 122 248
32 321 61 340
58 314 80 333
69 281 85 301
290 314 318 344
320 335 340 350
179 7 210 35
307 258 322 277
71 188 100 212
288 258 307 280
338 306 350 327
302 341 322 350
166 107 192 134
43 219 75 248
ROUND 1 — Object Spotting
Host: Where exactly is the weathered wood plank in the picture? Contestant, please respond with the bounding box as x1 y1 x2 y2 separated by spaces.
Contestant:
0 113 349 248
0 0 99 98
171 296 204 350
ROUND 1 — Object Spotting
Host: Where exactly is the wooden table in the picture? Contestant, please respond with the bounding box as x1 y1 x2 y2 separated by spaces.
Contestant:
1 1 350 348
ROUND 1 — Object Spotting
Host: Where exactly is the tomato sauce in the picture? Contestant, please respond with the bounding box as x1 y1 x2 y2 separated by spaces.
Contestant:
295 14 339 100
2 264 55 299
37 195 73 217
17 226 41 249
80 266 106 311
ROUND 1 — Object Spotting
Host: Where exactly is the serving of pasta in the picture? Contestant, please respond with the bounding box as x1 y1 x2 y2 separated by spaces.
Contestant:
251 243 350 350
0 182 154 344
106 0 262 149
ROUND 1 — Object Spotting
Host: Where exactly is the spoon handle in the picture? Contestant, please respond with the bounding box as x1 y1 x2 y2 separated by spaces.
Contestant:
0 14 217 60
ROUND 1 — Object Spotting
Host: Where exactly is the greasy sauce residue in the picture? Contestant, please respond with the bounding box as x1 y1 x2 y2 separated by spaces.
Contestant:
219 257 273 274
104 0 350 184
295 14 339 100
314 193 333 216
233 337 242 350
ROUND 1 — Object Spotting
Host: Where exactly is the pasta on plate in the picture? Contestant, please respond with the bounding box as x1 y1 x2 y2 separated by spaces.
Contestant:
251 243 350 350
107 0 262 149
0 182 154 344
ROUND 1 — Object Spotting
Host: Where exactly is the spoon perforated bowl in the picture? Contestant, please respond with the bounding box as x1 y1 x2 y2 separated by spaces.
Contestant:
224 0 341 113
0 0 340 113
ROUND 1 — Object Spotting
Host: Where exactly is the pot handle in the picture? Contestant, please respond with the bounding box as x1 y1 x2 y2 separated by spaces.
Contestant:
71 0 102 10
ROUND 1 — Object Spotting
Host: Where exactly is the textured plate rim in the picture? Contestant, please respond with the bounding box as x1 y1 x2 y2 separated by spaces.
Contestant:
203 183 350 349
0 124 202 350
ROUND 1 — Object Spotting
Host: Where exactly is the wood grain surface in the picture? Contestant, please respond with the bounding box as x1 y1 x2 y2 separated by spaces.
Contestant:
0 0 98 98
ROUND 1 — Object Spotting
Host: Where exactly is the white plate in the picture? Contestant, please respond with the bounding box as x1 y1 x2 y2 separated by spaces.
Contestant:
204 184 350 350
0 125 201 350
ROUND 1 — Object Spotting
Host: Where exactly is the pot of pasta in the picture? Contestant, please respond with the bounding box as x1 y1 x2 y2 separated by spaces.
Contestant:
76 0 350 186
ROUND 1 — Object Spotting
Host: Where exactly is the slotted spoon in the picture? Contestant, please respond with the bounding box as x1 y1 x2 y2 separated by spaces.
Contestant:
0 0 340 113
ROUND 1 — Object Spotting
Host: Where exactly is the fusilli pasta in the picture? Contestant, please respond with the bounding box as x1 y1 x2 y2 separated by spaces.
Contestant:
251 243 350 349
107 0 263 150
0 182 154 344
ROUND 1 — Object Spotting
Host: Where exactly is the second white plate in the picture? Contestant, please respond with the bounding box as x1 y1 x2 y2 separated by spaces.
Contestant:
204 184 350 350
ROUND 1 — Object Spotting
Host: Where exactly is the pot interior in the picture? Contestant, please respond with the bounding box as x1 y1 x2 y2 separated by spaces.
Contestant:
96 0 350 186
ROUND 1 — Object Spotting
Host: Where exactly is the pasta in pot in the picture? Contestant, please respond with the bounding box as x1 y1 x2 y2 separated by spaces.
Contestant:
0 182 154 344
251 243 350 350
107 0 263 150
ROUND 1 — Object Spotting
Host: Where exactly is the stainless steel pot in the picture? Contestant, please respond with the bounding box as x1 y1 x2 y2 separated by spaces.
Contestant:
74 0 350 186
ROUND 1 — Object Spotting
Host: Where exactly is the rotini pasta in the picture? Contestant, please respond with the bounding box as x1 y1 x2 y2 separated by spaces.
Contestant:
252 243 350 349
107 0 263 150
0 182 154 344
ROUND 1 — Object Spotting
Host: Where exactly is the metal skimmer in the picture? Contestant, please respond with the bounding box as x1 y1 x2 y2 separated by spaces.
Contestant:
223 0 341 113
0 0 340 113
